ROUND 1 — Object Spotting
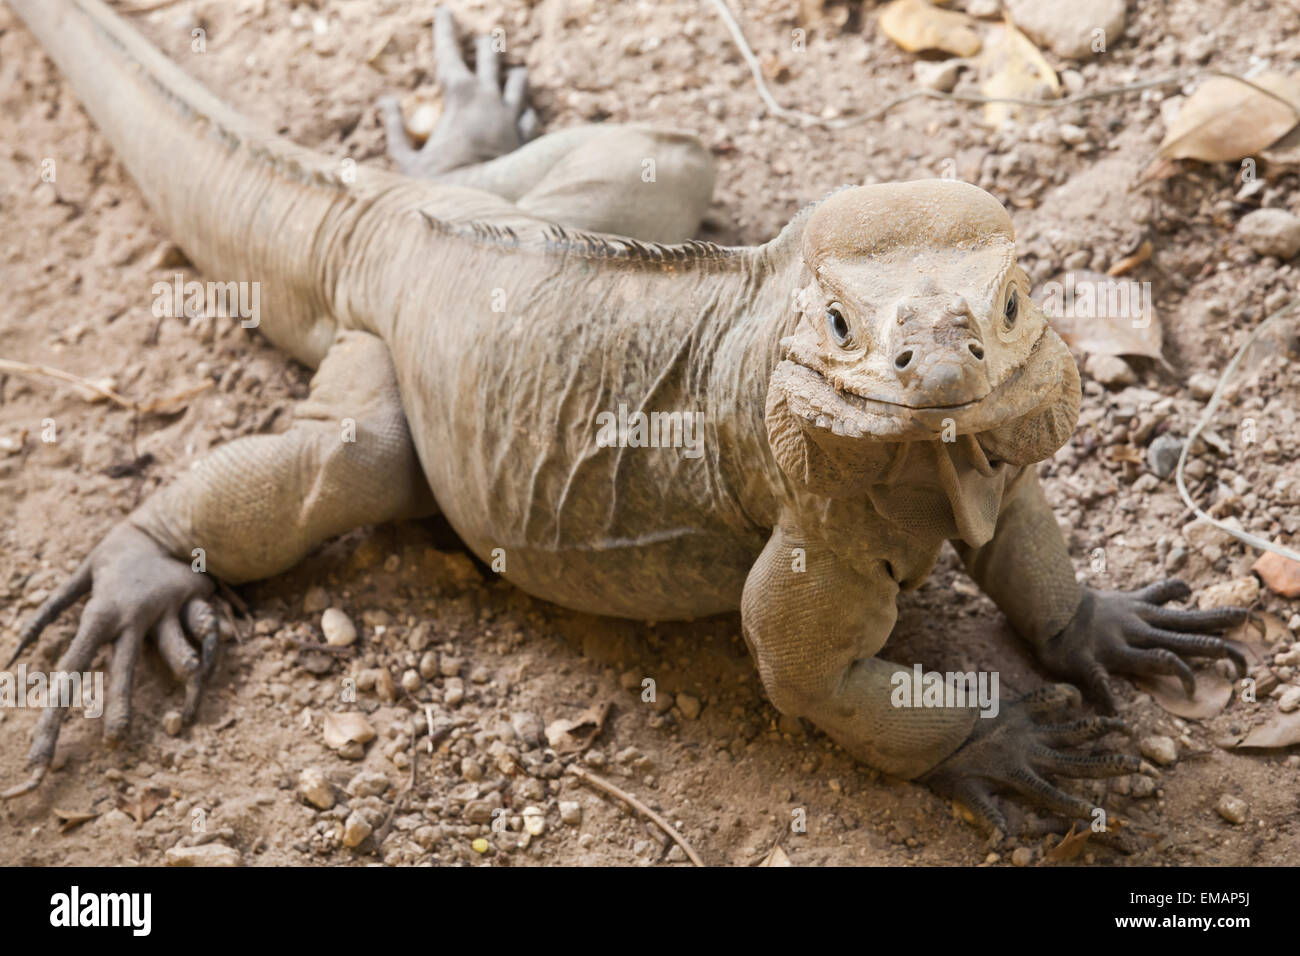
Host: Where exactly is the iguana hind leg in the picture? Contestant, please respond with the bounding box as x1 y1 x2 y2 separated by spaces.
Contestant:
381 8 715 242
4 331 433 798
380 7 537 179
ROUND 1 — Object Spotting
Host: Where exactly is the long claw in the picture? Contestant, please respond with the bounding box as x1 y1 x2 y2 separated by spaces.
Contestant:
475 32 499 88
104 627 145 744
433 6 471 86
0 765 47 801
503 66 528 114
1133 579 1191 606
182 598 220 722
6 558 93 668
378 94 418 172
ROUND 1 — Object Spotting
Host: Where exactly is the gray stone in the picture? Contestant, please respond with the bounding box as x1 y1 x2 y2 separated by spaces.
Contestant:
1237 208 1300 260
1005 0 1125 59
1146 433 1184 479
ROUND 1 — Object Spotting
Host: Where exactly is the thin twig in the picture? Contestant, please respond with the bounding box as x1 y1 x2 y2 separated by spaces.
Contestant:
707 0 1300 130
566 763 706 866
282 634 355 656
0 359 133 407
115 0 189 14
1175 301 1300 563
0 358 213 413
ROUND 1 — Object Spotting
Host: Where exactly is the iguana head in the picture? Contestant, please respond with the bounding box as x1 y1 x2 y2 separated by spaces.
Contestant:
766 180 1080 497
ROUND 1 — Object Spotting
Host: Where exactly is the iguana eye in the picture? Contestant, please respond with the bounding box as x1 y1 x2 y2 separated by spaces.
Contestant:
826 306 851 346
1003 290 1019 329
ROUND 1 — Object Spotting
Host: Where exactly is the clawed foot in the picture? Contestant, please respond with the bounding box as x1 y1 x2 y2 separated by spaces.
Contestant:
2 523 219 799
921 684 1147 851
380 7 537 179
1039 580 1248 714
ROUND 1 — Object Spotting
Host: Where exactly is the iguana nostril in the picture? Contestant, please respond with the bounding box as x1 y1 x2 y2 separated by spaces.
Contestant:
894 349 914 370
969 342 984 360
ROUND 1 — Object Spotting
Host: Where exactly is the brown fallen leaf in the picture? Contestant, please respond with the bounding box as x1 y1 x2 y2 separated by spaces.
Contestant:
879 0 981 58
1233 711 1300 750
1137 670 1234 720
54 808 99 834
1107 240 1153 278
1227 611 1289 652
1253 550 1300 598
545 700 612 754
322 711 376 750
977 19 1058 126
117 786 170 826
1260 122 1300 165
1107 445 1144 465
1038 270 1163 361
1157 72 1300 163
1045 822 1090 862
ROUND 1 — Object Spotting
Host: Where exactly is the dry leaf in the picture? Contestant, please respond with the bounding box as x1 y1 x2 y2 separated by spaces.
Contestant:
1107 240 1153 277
1107 445 1144 465
1045 822 1090 862
1261 123 1300 165
322 711 376 750
1253 550 1300 598
544 700 612 754
977 20 1058 126
1233 711 1300 749
1039 270 1162 361
54 808 98 833
879 0 981 58
759 844 792 867
117 786 170 826
1157 72 1300 163
1227 611 1289 651
1137 670 1234 720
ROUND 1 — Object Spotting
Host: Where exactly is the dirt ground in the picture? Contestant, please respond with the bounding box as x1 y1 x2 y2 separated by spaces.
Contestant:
1 0 1298 866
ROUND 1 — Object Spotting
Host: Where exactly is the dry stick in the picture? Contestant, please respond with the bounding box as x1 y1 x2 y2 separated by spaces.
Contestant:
707 0 1300 129
0 358 213 414
566 763 706 866
115 0 189 14
1174 301 1300 564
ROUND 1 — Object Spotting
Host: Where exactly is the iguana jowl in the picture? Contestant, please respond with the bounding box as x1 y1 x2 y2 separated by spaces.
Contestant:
5 0 1248 839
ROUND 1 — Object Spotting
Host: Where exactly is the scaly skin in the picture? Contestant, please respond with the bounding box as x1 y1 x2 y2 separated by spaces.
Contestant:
4 2 1247 846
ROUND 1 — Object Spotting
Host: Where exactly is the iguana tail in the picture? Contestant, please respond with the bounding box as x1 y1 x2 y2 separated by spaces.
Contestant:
7 0 384 364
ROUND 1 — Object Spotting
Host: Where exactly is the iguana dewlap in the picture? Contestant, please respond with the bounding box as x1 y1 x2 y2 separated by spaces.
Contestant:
5 1 1248 836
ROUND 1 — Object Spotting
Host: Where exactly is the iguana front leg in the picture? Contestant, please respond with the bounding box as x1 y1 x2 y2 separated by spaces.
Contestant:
4 331 433 798
740 523 1141 826
954 467 1247 712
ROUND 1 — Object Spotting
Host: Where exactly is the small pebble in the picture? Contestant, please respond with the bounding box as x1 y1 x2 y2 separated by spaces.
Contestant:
522 806 546 836
342 811 373 848
445 677 465 706
321 607 357 647
676 693 702 720
161 710 184 737
559 801 583 825
419 650 439 680
1011 847 1033 867
297 767 334 810
1140 735 1178 766
1215 793 1248 825
164 844 241 867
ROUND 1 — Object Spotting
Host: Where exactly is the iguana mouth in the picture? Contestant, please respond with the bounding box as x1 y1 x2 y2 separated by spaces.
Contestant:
764 328 1080 496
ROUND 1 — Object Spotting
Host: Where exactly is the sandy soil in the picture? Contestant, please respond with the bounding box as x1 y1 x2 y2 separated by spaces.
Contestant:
1 0 1298 866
